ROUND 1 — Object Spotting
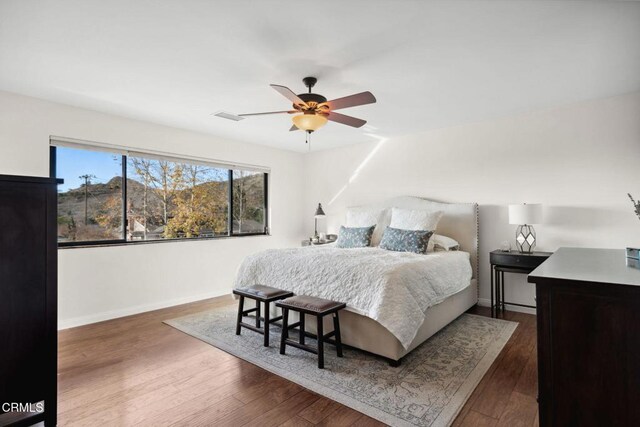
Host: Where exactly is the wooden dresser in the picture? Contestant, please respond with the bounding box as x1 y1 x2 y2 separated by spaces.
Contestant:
0 175 60 426
528 247 640 427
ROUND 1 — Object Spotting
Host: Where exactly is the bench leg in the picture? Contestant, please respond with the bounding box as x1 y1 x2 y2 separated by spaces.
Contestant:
317 315 324 369
263 301 270 347
280 308 289 355
255 300 261 328
235 295 244 335
299 313 305 345
333 312 343 358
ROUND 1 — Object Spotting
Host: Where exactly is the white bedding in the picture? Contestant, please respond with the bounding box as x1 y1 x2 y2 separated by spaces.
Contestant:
234 246 472 349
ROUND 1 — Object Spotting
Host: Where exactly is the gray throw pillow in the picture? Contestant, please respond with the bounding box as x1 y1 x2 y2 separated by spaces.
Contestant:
379 227 434 254
335 225 375 248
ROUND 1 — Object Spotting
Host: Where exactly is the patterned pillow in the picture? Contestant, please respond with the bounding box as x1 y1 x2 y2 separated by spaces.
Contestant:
379 227 434 254
335 225 375 248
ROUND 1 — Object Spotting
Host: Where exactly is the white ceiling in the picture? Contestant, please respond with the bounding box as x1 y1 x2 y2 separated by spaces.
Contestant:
1 1 639 152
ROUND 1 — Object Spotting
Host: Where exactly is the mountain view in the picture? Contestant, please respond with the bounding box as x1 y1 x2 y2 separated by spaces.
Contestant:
57 162 265 242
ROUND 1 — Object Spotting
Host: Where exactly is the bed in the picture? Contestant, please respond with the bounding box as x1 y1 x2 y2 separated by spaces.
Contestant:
235 196 479 365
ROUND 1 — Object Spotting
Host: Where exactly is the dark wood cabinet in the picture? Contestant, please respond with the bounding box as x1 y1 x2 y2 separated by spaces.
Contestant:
528 247 640 427
0 174 60 426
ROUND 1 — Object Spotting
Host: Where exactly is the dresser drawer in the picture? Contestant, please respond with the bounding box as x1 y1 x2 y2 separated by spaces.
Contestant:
490 252 549 270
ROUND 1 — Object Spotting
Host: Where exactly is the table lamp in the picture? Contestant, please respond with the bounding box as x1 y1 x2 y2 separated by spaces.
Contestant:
508 203 542 254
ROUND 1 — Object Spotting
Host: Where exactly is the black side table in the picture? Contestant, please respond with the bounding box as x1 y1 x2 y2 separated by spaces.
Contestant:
489 250 552 317
301 239 336 247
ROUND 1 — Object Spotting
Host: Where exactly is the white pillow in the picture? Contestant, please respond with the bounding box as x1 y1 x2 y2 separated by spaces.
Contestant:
346 208 390 246
428 234 460 252
389 207 443 231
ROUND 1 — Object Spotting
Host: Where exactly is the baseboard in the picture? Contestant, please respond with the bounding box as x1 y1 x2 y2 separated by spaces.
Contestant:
58 290 227 330
477 298 536 315
59 294 534 330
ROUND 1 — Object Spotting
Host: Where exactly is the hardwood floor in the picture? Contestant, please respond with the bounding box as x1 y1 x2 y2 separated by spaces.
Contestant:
454 306 538 427
57 297 537 426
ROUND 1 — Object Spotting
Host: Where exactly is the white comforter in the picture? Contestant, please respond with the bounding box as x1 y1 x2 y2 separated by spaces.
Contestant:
234 246 472 349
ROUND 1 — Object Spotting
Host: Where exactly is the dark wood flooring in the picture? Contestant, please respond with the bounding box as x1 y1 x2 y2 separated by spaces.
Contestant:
57 296 538 426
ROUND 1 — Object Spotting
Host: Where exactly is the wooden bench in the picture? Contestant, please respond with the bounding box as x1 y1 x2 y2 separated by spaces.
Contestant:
233 285 294 347
276 295 346 369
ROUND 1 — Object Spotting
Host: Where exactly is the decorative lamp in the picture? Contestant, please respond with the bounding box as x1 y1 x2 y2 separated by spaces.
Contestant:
508 203 542 254
292 113 328 132
314 203 326 239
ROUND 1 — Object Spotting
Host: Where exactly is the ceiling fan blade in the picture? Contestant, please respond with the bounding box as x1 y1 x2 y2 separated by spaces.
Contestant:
326 112 367 128
289 125 299 131
239 110 297 117
324 91 376 111
270 84 308 108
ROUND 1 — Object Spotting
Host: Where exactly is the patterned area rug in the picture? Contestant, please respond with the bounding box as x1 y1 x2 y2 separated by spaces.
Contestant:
165 305 517 427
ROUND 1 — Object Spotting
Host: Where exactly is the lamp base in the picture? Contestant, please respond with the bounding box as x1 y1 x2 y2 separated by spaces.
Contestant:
515 224 536 254
314 218 319 239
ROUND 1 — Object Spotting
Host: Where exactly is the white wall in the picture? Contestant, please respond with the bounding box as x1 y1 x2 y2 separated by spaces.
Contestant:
2 89 639 326
304 92 640 311
0 90 306 328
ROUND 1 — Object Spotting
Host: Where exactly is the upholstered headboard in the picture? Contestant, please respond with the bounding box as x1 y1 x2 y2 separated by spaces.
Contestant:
352 196 479 280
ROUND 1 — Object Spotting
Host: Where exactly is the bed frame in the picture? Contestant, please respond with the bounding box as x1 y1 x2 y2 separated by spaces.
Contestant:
306 196 479 365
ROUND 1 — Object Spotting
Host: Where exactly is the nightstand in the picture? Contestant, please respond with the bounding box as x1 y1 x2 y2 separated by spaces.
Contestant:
489 250 552 317
301 239 335 247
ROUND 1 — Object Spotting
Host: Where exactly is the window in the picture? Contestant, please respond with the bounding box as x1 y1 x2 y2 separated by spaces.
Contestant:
126 157 229 240
55 147 124 243
52 142 268 246
232 170 266 234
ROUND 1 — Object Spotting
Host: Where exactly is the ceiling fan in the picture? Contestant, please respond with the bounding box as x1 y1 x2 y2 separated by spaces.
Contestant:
215 77 376 135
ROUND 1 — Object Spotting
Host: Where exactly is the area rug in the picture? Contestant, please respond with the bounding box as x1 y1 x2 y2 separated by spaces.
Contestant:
165 305 517 427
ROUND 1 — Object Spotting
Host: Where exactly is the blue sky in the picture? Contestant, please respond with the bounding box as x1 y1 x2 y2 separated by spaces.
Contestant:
56 147 234 191
57 147 122 191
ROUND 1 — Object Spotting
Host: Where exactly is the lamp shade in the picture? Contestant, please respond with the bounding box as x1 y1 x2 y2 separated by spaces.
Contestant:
509 204 542 225
292 113 327 132
314 203 326 218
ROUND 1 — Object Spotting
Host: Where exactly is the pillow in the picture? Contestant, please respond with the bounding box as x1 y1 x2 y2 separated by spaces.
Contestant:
389 208 443 232
432 234 460 251
335 225 375 248
346 208 390 246
379 227 434 254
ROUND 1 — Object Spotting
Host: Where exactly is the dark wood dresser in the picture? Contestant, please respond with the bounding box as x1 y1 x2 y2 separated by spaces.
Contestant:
0 175 60 426
528 247 640 427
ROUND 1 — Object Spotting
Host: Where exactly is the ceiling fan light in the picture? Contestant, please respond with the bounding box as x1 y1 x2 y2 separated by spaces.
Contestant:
292 113 327 132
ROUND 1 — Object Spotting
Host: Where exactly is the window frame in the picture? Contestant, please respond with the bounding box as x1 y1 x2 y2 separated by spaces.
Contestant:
50 145 270 248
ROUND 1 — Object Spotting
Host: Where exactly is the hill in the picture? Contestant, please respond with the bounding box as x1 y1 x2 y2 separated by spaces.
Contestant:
57 172 264 242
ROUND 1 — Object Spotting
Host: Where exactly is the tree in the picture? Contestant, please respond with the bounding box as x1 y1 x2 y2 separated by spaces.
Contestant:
127 158 183 238
165 165 228 238
57 212 77 241
151 160 182 225
95 193 122 235
233 171 264 233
